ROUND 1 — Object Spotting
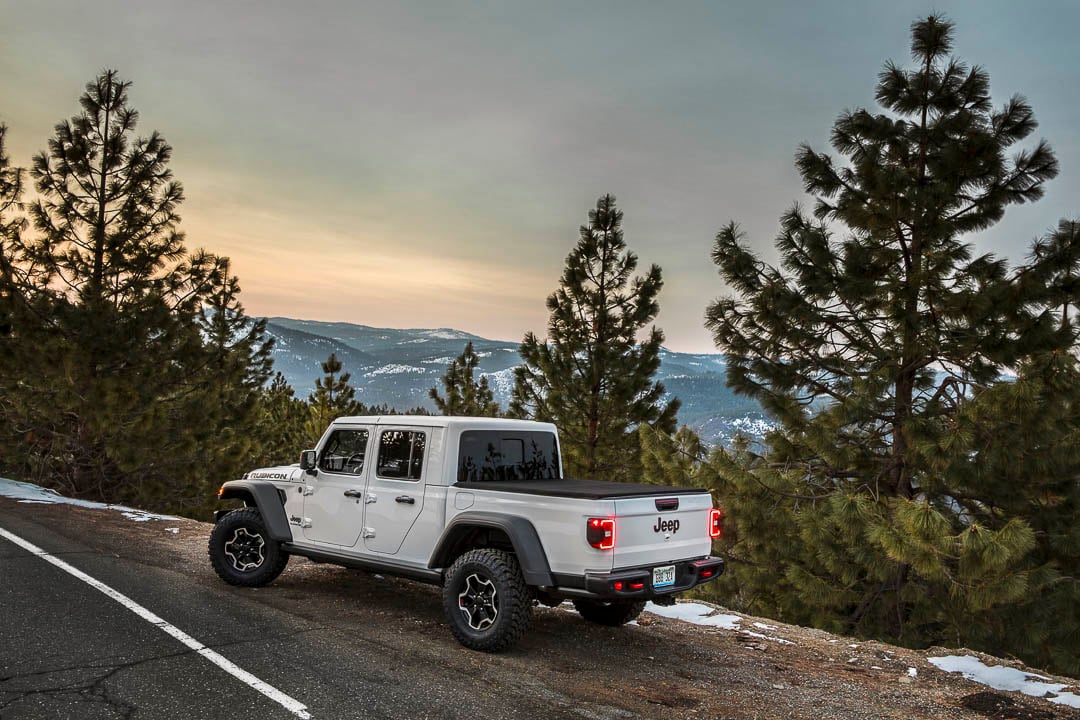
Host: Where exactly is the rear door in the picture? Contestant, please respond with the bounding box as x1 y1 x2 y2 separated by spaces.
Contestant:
362 426 428 555
611 493 713 570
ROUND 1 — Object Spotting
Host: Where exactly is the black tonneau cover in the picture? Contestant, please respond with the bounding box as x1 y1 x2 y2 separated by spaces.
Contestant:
453 478 707 500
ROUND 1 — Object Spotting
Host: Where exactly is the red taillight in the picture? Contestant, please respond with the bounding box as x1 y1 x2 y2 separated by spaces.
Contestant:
629 582 645 590
700 569 714 579
613 581 625 591
709 508 723 539
587 517 616 550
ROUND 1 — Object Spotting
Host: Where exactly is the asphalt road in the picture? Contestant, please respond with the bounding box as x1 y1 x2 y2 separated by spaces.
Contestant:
0 507 309 720
0 500 656 720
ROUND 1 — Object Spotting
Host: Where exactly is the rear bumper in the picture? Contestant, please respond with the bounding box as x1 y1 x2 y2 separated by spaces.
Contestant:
551 556 724 600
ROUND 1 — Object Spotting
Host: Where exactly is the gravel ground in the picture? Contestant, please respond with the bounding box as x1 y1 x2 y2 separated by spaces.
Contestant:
2 497 1077 720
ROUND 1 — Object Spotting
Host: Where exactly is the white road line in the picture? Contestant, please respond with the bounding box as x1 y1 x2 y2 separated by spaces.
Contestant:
0 526 311 720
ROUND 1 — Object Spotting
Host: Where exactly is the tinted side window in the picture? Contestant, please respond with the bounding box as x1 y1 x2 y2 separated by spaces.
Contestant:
319 429 370 474
458 431 560 482
376 430 427 481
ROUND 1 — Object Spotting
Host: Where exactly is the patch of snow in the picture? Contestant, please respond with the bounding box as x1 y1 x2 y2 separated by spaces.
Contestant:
421 356 455 365
745 630 796 645
365 364 428 376
121 511 159 522
929 656 1079 709
644 601 742 629
485 367 517 398
0 477 179 522
730 416 778 435
165 528 180 534
400 338 430 344
423 330 469 340
643 601 796 645
907 667 917 678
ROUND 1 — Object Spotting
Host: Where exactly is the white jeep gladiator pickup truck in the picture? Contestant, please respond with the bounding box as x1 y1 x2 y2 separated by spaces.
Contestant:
208 416 724 651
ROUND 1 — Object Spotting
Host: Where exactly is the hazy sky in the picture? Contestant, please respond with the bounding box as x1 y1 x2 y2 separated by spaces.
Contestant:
1 1 1077 352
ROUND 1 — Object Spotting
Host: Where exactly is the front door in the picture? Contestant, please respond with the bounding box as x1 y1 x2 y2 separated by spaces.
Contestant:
363 426 427 555
303 425 372 547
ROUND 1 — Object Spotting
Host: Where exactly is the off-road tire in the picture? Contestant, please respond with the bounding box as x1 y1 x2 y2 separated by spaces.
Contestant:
208 508 289 587
442 548 531 652
573 598 647 626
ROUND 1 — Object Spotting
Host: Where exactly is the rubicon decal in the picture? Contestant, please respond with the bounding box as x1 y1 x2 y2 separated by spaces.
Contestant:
653 517 680 534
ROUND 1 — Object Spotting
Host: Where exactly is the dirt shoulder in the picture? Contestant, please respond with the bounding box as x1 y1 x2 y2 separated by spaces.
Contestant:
2 496 1076 720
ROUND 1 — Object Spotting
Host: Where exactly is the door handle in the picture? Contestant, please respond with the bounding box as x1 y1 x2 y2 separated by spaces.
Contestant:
395 495 415 505
343 489 364 498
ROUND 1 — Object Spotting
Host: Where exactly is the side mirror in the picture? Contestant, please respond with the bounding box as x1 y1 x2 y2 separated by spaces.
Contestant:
300 450 318 474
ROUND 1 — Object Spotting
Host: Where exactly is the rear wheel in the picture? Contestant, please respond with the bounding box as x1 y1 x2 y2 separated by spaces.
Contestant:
573 598 647 626
208 508 289 587
442 549 531 652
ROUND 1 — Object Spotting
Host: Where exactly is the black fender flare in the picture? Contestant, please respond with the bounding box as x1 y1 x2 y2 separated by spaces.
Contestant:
428 512 554 587
218 480 293 542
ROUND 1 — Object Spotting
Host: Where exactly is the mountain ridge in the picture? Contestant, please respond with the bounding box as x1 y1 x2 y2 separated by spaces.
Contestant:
263 317 773 445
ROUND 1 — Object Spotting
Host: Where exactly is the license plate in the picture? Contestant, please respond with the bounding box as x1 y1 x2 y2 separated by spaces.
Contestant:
653 565 676 588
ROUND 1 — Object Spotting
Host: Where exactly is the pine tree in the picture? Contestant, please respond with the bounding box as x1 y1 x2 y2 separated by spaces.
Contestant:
193 259 275 481
703 15 1071 660
511 194 678 481
0 123 28 474
0 71 272 515
0 124 23 341
306 352 361 442
429 341 500 416
256 373 310 464
639 424 706 489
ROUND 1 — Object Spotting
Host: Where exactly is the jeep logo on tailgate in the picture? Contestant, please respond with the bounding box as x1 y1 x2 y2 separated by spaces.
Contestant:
653 517 680 534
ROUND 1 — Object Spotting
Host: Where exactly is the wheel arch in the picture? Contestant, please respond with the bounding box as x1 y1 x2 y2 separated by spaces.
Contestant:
217 480 292 542
429 513 553 587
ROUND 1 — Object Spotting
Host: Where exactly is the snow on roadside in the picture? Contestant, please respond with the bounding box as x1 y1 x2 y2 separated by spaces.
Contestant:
929 655 1080 709
644 601 795 644
0 477 179 522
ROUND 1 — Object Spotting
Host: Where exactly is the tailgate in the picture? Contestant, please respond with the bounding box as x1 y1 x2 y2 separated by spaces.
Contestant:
612 492 713 569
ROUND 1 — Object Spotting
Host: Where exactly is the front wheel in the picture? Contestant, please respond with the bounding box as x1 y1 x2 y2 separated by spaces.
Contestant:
208 508 289 587
442 549 531 652
573 598 647 626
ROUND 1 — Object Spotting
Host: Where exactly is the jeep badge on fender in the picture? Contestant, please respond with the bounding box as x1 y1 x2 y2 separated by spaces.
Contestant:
653 517 680 534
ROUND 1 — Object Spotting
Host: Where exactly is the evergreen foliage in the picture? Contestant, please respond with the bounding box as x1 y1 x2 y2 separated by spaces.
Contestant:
703 16 1078 673
256 373 310 466
429 341 500 416
510 194 678 481
0 71 272 516
639 424 706 490
0 124 24 340
305 352 362 443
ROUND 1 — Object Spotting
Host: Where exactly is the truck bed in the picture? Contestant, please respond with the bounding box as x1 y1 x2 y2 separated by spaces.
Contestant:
453 478 707 500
